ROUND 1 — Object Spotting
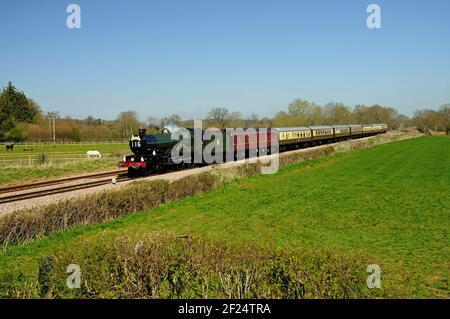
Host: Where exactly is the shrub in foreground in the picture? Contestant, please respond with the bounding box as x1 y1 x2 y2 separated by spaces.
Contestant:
0 233 372 298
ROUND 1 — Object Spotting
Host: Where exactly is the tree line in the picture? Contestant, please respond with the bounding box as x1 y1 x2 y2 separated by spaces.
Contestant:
413 105 450 135
202 100 411 130
1 82 448 142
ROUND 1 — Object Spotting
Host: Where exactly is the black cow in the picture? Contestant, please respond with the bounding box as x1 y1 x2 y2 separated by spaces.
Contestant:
6 143 14 151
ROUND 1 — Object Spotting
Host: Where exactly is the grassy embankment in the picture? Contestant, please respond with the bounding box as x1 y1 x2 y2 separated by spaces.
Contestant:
0 136 448 298
0 143 128 186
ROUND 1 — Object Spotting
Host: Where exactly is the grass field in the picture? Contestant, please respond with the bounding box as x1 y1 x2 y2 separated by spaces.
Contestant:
0 143 128 155
0 136 448 298
0 160 123 186
0 142 128 186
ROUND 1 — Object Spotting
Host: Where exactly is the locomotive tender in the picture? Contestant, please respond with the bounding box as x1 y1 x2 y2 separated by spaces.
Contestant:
119 123 387 176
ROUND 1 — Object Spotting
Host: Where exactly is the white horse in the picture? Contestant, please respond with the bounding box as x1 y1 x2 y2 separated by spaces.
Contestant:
86 150 102 158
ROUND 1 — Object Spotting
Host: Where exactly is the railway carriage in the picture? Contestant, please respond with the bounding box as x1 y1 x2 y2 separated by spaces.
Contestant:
310 126 334 141
349 124 363 137
372 123 388 133
275 127 311 151
228 128 278 159
332 125 351 141
363 124 375 134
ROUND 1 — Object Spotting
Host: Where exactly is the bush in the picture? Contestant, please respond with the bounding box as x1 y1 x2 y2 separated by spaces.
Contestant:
0 233 371 299
7 126 24 142
0 174 221 246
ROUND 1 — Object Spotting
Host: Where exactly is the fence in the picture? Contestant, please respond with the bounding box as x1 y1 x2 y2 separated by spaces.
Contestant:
0 153 120 168
0 141 127 146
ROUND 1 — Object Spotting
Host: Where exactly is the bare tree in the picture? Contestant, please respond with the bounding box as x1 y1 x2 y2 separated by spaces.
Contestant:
115 111 141 138
247 113 260 128
353 105 369 124
440 104 450 135
228 111 244 128
207 107 230 128
272 111 292 127
161 114 182 127
287 99 313 125
323 102 352 124
146 116 160 132
413 109 441 133
287 99 327 126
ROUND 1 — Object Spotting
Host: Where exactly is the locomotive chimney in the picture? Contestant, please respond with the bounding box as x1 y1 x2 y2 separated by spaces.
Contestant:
138 129 147 138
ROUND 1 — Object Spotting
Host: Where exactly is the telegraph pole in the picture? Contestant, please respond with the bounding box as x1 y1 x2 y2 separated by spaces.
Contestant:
47 111 59 143
48 117 51 140
53 115 56 142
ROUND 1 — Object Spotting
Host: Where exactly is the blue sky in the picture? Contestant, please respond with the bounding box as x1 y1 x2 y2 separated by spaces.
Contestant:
0 0 449 120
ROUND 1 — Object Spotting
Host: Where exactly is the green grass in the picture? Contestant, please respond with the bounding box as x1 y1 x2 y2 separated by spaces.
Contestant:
0 142 128 185
0 160 123 186
0 143 128 155
0 136 448 297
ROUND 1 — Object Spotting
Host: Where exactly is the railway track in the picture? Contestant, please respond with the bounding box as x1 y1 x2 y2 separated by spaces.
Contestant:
0 170 129 204
0 170 127 195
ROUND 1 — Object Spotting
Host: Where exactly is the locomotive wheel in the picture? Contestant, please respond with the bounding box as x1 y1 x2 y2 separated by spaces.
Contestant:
127 167 137 177
127 167 143 177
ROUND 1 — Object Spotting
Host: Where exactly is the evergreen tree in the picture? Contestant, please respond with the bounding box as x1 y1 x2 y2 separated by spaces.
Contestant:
0 81 40 140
